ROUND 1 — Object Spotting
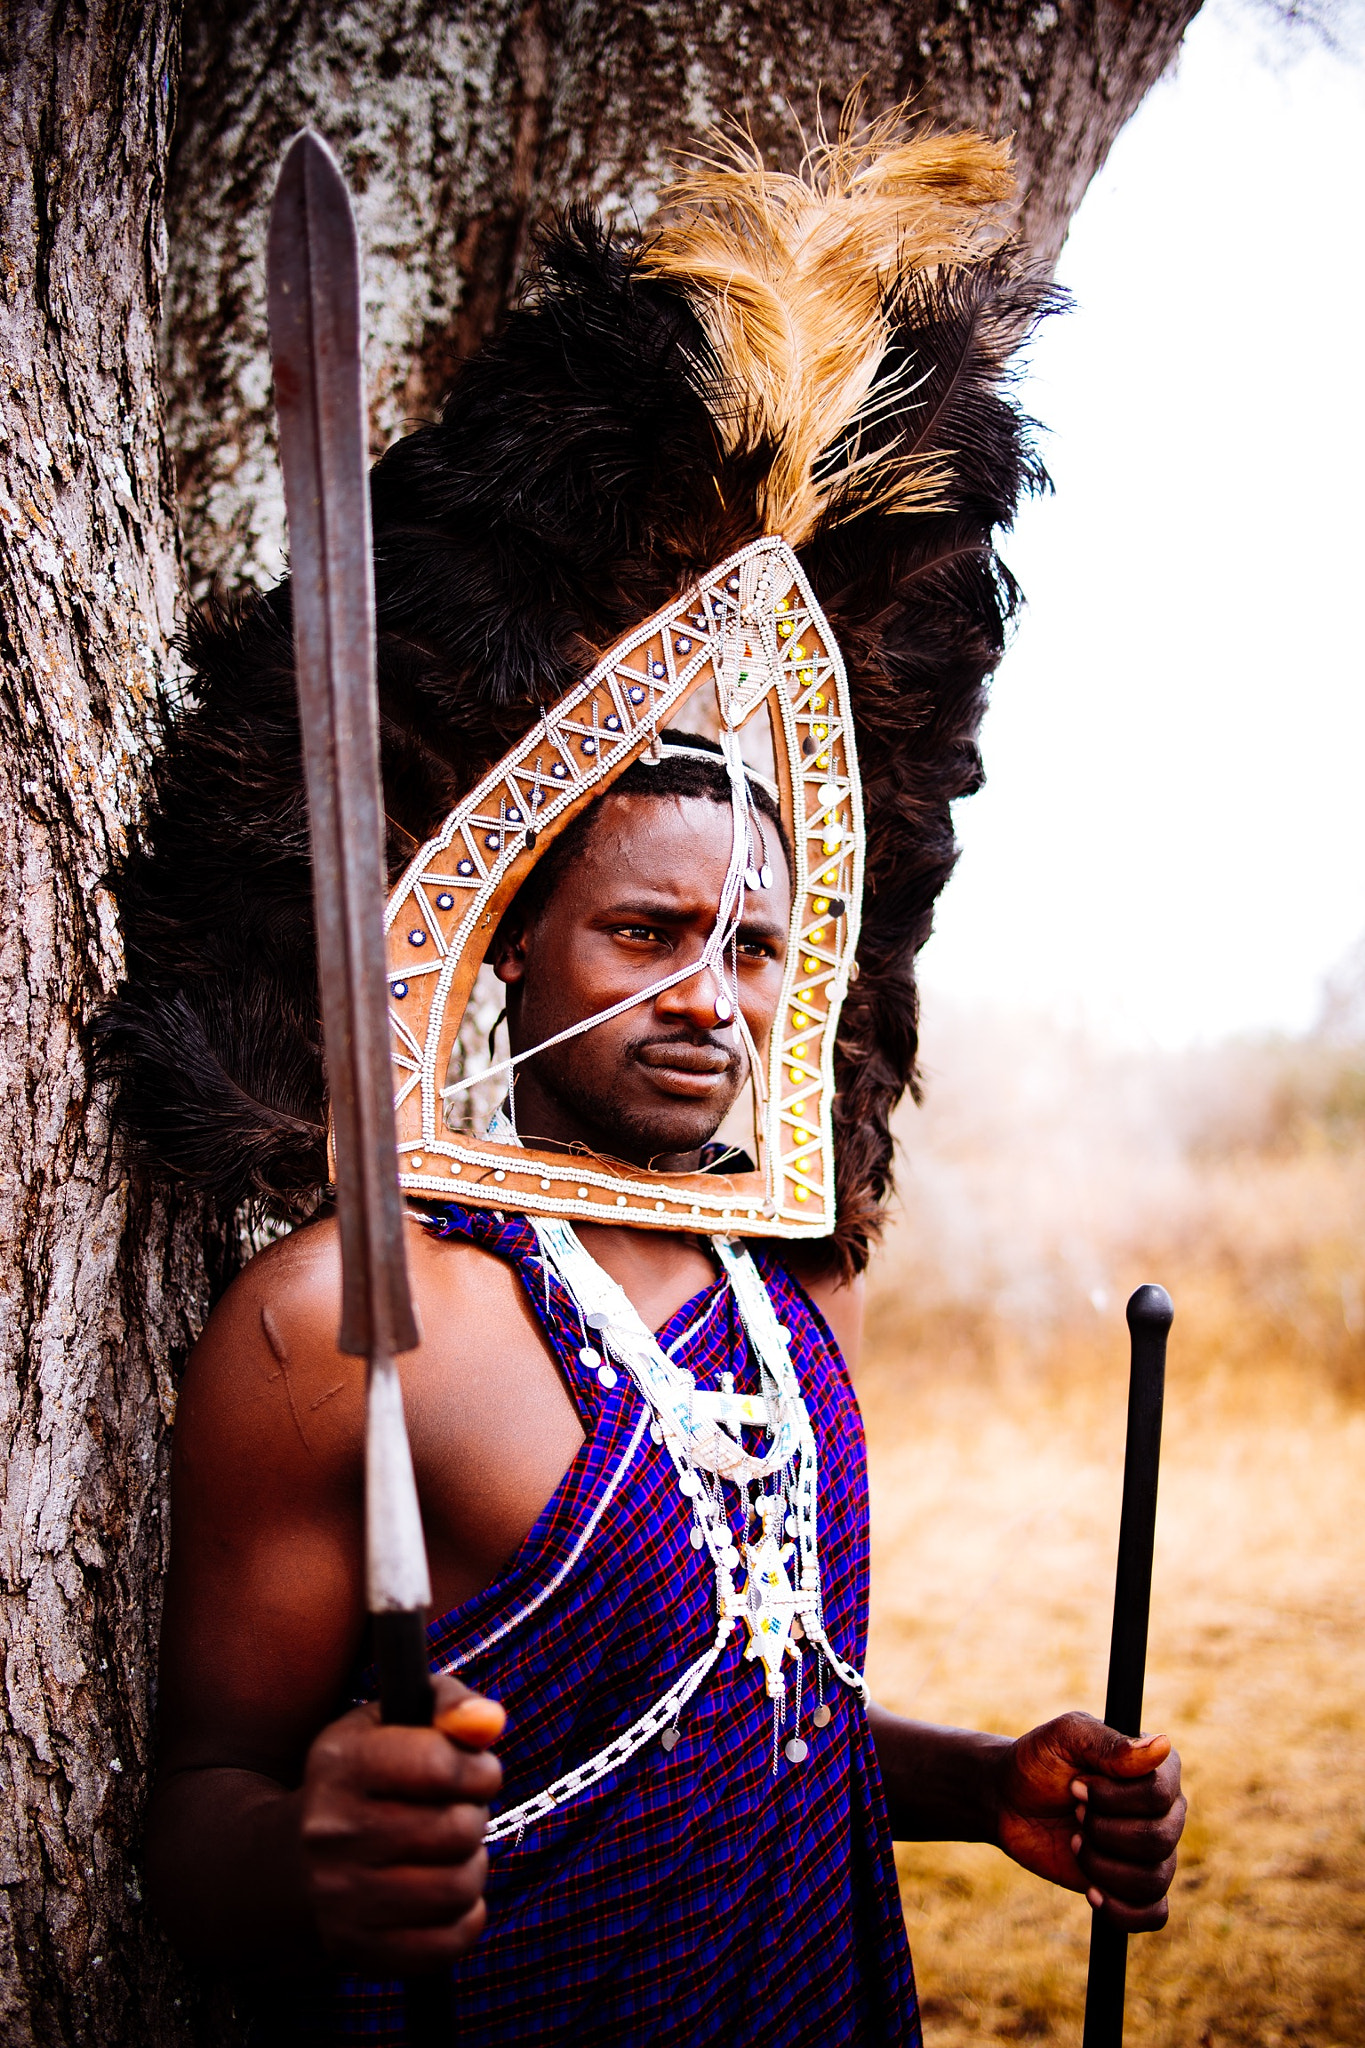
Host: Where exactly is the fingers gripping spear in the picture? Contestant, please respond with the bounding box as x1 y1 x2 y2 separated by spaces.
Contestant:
1083 1284 1173 2047
268 133 452 2032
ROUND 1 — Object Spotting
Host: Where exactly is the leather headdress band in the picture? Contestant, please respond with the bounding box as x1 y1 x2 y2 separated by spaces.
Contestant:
379 536 864 1239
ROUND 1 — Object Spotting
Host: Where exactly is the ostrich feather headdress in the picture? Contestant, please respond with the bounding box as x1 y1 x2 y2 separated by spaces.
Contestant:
102 116 1058 1273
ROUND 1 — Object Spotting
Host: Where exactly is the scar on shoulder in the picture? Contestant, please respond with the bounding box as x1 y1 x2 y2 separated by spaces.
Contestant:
259 1303 319 1454
260 1302 343 1413
260 1303 289 1370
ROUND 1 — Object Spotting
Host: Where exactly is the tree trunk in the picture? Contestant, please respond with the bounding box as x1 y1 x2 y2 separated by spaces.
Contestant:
167 0 1202 599
0 1 1199 2042
0 5 233 2044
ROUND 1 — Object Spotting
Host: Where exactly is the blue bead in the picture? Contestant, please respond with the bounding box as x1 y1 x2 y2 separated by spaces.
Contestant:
435 891 454 911
629 687 645 704
457 860 474 875
392 981 408 999
582 739 597 755
407 929 425 947
485 833 501 849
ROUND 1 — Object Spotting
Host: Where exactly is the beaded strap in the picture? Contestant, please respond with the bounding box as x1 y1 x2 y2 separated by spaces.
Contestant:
485 1617 735 1846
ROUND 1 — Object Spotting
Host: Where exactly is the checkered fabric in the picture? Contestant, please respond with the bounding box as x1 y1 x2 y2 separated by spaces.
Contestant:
327 1205 919 2045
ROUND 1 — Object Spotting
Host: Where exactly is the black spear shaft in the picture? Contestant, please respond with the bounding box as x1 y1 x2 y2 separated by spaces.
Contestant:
1081 1283 1172 2048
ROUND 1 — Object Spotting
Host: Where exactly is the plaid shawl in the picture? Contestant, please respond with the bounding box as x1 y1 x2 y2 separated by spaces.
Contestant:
307 1206 919 2044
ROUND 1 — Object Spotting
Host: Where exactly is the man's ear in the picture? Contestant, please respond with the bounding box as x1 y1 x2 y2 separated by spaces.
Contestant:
489 915 529 988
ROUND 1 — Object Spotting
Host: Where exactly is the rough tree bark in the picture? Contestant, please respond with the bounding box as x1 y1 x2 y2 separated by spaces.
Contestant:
0 6 234 2045
0 2 1200 2043
168 0 1204 598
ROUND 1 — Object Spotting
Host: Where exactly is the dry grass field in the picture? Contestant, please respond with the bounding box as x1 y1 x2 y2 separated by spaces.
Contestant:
860 1006 1365 2046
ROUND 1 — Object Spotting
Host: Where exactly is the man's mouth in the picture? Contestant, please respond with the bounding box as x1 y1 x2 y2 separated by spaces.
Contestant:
633 1037 737 1093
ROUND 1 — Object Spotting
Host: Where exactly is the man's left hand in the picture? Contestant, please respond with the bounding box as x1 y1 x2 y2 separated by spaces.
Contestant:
995 1711 1186 1930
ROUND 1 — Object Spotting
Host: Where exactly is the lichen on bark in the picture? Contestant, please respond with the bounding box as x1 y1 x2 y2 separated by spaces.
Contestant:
166 0 1201 600
0 2 233 2041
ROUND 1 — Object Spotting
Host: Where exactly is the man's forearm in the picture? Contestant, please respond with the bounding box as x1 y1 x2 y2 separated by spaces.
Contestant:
145 1767 317 1969
868 1703 1012 1843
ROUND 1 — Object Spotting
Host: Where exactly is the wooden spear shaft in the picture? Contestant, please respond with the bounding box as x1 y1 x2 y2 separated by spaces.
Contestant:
1081 1283 1172 2048
268 130 451 2041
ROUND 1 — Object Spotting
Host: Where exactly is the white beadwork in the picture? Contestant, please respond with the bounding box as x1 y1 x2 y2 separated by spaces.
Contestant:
447 1220 867 1851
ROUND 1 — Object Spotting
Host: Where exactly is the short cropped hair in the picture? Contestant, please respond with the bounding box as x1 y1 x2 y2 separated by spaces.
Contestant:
507 734 792 932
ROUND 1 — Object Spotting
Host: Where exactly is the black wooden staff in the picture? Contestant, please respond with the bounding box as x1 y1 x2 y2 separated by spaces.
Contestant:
1081 1283 1172 2048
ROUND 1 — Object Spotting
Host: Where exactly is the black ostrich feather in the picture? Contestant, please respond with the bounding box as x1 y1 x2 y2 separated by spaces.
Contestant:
99 189 1062 1271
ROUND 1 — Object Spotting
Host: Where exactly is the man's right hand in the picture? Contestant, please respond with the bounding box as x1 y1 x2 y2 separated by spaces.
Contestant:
300 1676 505 1972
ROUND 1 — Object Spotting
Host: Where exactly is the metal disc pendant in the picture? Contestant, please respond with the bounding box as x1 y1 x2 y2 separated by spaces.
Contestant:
812 1704 832 1728
578 1345 601 1368
747 1584 764 1616
660 1727 680 1752
596 1363 618 1389
784 1737 808 1763
689 1526 704 1549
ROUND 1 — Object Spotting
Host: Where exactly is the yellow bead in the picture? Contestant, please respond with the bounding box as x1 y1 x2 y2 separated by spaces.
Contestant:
794 1186 809 1203
813 694 826 710
808 927 825 944
813 898 828 914
817 753 829 768
793 644 806 659
804 956 819 974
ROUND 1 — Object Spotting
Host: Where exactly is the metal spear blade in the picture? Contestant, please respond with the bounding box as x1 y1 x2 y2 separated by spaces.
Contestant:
267 131 429 1622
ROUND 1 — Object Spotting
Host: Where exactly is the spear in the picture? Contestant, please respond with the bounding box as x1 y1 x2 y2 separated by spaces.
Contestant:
1082 1283 1173 2047
268 131 451 2032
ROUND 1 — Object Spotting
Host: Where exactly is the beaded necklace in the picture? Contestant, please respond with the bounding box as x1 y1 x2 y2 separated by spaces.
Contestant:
533 1218 867 1774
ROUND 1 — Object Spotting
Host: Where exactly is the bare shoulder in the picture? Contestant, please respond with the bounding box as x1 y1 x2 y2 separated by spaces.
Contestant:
177 1213 528 1485
401 1209 544 1339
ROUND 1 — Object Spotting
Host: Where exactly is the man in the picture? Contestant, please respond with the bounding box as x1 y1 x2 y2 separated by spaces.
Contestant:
104 126 1184 2042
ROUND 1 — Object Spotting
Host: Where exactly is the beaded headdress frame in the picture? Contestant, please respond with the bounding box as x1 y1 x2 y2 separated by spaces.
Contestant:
382 535 864 1238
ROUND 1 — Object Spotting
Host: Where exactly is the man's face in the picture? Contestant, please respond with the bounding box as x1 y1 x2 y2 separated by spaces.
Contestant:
491 792 791 1171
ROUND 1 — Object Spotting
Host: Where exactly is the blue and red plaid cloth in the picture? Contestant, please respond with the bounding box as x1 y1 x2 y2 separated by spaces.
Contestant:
307 1204 919 2044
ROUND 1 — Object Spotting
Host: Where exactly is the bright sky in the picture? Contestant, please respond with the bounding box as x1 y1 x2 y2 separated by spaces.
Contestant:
918 0 1365 1046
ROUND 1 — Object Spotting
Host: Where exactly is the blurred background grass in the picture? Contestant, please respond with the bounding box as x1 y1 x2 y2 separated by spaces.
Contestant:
860 997 1365 2045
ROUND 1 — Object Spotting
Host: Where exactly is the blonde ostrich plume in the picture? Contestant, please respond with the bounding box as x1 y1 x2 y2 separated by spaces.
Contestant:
638 113 1016 545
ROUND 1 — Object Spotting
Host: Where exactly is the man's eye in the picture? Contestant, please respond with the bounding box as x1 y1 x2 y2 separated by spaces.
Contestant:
616 924 665 943
738 937 779 960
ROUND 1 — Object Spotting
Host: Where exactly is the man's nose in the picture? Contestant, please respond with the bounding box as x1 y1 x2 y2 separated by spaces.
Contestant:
655 952 731 1031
